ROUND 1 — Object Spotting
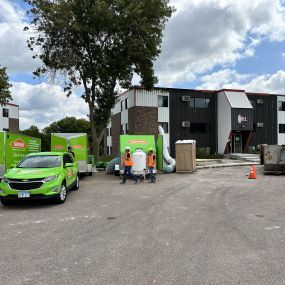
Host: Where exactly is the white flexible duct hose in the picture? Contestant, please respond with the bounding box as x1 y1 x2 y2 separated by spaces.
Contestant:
158 125 176 173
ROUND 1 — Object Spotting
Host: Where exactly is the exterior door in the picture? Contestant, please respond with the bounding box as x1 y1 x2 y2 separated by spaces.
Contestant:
233 133 242 153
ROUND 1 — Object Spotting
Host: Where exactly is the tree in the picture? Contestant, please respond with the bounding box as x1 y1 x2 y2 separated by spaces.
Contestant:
21 125 49 151
22 117 91 151
43 117 90 136
0 66 12 105
24 0 174 158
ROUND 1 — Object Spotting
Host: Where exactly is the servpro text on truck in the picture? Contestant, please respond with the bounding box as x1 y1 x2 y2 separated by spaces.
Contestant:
0 132 41 177
51 133 92 175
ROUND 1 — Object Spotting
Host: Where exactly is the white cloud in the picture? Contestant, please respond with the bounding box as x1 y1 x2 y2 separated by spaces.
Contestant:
156 0 285 85
11 82 89 130
198 69 285 94
0 0 39 73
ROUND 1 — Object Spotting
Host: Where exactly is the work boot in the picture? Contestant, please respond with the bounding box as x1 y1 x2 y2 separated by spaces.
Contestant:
135 179 139 184
120 180 126 184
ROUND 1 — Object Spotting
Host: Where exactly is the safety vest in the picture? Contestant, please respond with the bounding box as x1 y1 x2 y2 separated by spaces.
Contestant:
124 153 133 166
147 153 156 168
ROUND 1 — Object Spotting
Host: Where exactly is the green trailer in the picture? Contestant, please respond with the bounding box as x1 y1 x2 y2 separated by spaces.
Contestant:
51 133 92 175
0 132 41 177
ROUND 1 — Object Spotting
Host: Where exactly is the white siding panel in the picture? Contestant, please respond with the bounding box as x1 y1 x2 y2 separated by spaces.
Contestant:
112 101 121 115
112 89 134 115
218 92 232 154
2 117 9 130
158 107 169 122
278 96 285 144
136 89 169 107
121 109 128 124
107 136 112 146
8 105 19 119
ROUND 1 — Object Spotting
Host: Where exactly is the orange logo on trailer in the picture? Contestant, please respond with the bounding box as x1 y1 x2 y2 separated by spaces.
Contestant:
127 140 148 145
54 145 64 150
73 145 83 149
10 139 27 149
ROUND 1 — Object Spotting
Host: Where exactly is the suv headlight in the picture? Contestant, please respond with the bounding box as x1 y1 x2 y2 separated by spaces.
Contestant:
2 177 9 184
43 175 58 183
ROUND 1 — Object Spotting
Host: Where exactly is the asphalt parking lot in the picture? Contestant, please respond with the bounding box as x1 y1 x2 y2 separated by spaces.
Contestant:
1 166 285 285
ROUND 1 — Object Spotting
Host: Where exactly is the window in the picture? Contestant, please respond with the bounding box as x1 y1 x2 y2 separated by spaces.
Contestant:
190 123 209 133
279 101 285 111
159 122 168 134
189 98 211 108
125 99 128 110
108 146 112 155
121 101 124 111
121 124 124 134
257 122 264 128
107 128 112 137
125 123 128 134
158 95 168 107
279 124 285 133
205 98 211 108
3 108 8 118
64 154 74 164
3 128 9 132
195 98 206 108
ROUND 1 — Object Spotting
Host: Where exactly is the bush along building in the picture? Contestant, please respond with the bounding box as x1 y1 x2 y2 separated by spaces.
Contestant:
106 86 282 157
0 103 19 133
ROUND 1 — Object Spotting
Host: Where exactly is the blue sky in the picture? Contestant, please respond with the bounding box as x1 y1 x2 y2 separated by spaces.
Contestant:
1 0 285 129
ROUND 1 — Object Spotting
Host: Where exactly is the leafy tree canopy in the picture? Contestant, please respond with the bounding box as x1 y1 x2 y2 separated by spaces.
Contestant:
0 66 12 105
24 0 174 157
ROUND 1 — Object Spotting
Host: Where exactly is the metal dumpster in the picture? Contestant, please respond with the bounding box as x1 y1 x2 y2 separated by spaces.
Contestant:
263 145 285 174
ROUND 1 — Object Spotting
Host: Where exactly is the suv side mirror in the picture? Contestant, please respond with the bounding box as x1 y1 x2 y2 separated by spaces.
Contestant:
64 163 73 168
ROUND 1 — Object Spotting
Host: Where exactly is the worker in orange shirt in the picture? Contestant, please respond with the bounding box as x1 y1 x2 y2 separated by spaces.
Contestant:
120 146 138 184
147 148 156 183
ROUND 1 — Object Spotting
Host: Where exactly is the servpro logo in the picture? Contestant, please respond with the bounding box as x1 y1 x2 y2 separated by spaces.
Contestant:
73 145 83 149
127 140 148 145
54 145 64 150
10 139 27 149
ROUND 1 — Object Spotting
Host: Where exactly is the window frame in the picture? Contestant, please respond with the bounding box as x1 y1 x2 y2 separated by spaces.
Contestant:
279 124 285 134
3 108 9 118
158 95 168 108
278 101 285 111
159 122 169 134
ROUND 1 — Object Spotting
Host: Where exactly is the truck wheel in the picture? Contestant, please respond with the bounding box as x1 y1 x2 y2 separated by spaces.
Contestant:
55 184 67 204
73 175 79 190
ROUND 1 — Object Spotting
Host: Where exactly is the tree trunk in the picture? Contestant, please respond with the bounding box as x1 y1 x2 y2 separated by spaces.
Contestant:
88 104 99 160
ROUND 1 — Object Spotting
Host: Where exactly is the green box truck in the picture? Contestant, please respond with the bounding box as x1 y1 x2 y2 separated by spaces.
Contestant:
0 132 41 177
51 133 93 175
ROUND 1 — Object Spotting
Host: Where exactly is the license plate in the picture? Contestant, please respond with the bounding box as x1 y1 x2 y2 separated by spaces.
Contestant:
18 191 30 198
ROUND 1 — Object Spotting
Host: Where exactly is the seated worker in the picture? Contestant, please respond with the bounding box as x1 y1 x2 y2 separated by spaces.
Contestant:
67 146 75 158
147 148 156 183
120 146 138 184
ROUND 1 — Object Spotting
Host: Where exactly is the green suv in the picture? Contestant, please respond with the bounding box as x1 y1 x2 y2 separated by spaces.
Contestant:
0 152 79 206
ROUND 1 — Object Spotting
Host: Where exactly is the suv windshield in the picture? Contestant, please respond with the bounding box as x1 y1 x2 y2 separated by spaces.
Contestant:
17 156 61 168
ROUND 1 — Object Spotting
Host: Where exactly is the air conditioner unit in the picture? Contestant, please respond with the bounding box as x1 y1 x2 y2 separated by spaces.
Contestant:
182 96 191 102
257 122 264 128
182 121 190 128
257 99 264 104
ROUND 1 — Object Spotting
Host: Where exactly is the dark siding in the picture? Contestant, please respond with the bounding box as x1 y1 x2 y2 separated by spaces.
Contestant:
247 94 277 146
231 108 253 131
169 90 217 157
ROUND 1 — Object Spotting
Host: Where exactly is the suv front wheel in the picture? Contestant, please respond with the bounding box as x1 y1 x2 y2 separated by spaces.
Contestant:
55 183 67 204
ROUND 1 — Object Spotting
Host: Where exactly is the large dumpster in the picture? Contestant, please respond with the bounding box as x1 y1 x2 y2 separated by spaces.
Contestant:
263 145 285 174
